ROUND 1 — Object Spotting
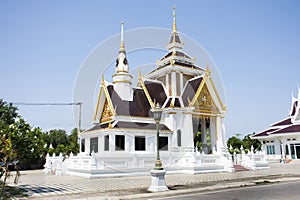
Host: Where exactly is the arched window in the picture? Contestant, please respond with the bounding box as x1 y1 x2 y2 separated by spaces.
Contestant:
177 129 181 147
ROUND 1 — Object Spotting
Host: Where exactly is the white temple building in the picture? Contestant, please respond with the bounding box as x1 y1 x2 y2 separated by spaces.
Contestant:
252 89 300 162
44 8 267 178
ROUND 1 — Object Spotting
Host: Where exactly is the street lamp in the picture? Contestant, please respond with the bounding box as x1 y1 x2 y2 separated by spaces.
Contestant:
152 103 163 170
148 103 168 192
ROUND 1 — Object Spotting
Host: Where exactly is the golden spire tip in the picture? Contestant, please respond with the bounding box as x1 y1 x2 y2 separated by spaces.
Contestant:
172 5 177 33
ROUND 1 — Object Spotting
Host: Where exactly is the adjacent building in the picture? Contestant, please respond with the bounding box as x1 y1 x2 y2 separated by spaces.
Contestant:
252 89 300 162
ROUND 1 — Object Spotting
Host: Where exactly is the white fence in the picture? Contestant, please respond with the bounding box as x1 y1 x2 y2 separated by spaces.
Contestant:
44 149 235 178
231 146 269 170
44 146 268 178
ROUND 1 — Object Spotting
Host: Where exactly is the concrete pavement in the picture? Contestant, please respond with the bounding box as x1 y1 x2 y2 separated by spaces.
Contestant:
6 161 300 199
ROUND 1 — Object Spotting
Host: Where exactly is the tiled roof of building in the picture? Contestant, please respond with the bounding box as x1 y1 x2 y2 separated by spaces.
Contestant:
114 121 171 131
271 118 292 127
107 85 151 117
271 124 300 134
159 51 191 61
181 76 203 106
86 122 111 132
252 128 279 138
144 80 167 107
85 121 171 132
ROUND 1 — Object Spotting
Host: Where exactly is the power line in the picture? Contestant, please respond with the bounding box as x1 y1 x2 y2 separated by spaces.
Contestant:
13 102 82 132
14 102 82 106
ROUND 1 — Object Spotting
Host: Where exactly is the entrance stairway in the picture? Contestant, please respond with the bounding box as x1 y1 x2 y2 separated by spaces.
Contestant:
233 164 249 172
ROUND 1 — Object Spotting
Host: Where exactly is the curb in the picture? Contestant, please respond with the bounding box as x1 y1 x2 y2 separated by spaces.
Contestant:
31 175 300 200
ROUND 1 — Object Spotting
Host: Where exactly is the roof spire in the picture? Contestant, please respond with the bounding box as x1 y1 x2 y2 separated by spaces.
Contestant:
172 5 177 33
119 21 125 52
167 6 183 50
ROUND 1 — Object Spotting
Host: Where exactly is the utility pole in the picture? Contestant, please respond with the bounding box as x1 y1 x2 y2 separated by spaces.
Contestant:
77 102 82 134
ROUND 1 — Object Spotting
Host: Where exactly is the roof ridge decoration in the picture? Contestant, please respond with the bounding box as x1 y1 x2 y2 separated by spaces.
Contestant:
139 75 155 109
93 74 105 122
188 65 226 112
119 21 125 53
172 5 177 33
167 6 184 51
189 66 210 106
94 77 116 123
115 21 129 74
208 76 226 111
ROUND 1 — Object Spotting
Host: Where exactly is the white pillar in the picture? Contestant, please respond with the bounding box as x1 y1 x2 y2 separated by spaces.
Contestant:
216 116 226 153
166 73 169 95
86 138 90 154
98 136 103 153
180 73 183 95
171 71 176 96
201 117 208 154
281 139 285 163
110 134 115 152
210 117 216 151
181 111 194 150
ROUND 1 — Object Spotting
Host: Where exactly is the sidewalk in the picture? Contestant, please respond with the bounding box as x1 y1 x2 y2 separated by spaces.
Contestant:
7 162 300 199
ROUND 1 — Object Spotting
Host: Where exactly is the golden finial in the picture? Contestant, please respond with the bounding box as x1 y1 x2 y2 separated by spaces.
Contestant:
101 74 105 85
222 104 227 111
205 63 211 76
108 122 112 128
172 5 177 33
119 21 125 52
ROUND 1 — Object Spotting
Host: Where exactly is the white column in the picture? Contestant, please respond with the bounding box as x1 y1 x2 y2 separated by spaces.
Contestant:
210 117 216 151
280 139 286 163
171 71 176 96
287 143 291 159
98 136 103 153
166 73 169 95
216 116 225 153
110 134 115 152
180 73 183 95
181 112 194 150
201 117 208 154
86 138 91 154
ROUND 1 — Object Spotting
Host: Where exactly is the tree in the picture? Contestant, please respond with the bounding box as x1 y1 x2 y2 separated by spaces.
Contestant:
0 99 18 127
45 129 68 149
44 128 79 156
227 133 262 154
8 119 46 169
0 100 20 198
227 136 243 154
67 128 79 155
242 133 261 153
0 133 20 199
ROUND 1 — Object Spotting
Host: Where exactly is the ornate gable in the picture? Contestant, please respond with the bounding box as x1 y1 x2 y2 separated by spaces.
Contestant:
100 100 114 123
194 83 219 114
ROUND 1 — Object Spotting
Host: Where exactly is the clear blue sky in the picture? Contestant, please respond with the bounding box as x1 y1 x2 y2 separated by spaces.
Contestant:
1 0 300 137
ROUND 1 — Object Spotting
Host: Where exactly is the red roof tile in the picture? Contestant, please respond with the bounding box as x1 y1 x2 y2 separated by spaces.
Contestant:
252 128 279 138
271 124 300 134
271 118 292 127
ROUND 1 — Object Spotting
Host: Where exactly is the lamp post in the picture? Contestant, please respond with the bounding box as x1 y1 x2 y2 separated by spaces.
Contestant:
148 103 168 192
152 103 163 170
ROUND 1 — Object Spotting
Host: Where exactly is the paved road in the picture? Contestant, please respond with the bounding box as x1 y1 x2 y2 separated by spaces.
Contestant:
157 181 300 200
6 162 300 199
